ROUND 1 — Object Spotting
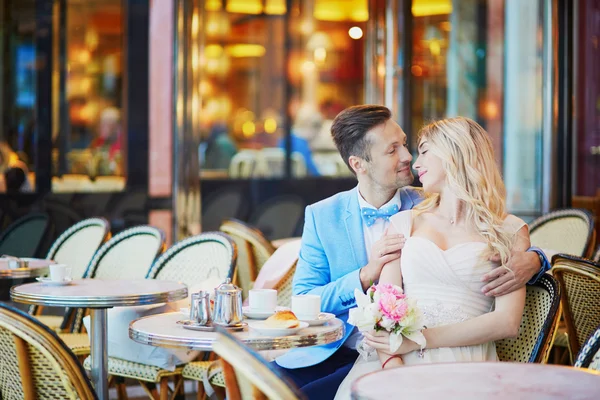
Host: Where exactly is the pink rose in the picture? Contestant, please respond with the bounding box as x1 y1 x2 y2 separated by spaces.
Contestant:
377 283 405 300
378 292 408 322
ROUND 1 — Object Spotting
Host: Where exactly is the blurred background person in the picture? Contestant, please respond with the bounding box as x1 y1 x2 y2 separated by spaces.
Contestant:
201 122 238 170
279 103 323 176
88 107 123 176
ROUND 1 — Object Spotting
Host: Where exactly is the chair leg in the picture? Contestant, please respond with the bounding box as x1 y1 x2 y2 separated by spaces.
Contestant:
160 377 170 400
196 380 206 400
115 376 128 400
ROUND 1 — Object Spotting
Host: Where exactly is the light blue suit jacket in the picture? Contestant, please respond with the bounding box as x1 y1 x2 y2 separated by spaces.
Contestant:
276 186 422 369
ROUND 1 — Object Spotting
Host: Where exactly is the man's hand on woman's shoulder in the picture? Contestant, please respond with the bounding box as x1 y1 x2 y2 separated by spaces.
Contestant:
481 250 541 297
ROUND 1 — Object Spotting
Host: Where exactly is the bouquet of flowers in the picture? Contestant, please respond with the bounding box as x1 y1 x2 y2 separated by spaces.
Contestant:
348 283 426 353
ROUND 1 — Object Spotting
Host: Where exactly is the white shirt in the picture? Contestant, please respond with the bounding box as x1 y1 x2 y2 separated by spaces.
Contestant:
345 186 402 349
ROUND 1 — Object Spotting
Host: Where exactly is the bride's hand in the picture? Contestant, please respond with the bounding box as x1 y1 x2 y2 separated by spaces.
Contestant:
363 331 419 354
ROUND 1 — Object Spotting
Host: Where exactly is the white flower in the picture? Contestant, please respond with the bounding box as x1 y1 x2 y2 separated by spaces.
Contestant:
379 316 395 331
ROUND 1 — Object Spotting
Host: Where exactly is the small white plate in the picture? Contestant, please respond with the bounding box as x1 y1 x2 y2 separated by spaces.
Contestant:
298 312 335 326
242 306 289 320
247 320 309 336
36 277 73 286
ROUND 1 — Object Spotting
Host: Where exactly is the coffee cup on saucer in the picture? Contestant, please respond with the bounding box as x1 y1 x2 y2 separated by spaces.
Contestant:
248 289 277 313
49 264 72 282
291 294 321 321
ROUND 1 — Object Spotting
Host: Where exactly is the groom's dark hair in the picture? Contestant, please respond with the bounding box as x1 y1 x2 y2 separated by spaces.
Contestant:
331 105 392 173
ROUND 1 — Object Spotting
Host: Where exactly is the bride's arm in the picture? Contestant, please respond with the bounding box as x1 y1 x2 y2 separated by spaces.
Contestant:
369 225 530 353
374 225 405 368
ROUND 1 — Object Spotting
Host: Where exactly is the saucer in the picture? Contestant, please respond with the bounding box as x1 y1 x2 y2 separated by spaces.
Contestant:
242 306 289 320
176 320 247 332
298 312 335 326
247 320 309 336
36 277 73 286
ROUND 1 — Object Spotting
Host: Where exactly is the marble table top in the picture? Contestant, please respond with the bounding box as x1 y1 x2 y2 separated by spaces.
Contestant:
351 361 600 400
130 311 345 351
11 279 188 308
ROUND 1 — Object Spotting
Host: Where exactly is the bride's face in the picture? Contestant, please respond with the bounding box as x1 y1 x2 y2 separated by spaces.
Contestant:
413 139 446 193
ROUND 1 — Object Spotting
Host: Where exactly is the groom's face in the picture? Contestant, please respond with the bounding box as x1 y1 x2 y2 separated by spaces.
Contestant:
363 120 414 190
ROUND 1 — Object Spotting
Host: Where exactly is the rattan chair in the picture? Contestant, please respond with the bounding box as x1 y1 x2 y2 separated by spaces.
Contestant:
0 303 97 399
574 324 600 370
250 195 305 240
90 232 237 400
0 212 51 258
212 328 305 400
529 208 595 258
61 226 166 358
29 218 111 332
552 254 600 360
496 274 561 363
220 219 275 298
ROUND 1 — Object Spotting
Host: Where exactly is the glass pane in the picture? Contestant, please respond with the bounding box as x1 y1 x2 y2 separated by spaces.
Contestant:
197 0 367 179
0 0 37 193
408 0 544 216
52 0 126 192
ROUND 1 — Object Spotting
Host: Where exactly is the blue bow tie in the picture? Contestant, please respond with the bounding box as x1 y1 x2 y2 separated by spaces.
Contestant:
361 204 400 227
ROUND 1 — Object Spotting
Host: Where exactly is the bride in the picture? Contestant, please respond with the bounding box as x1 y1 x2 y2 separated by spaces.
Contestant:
335 117 531 399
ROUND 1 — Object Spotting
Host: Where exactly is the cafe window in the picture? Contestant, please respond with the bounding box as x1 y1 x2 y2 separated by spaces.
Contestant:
0 0 38 193
192 0 367 179
52 0 126 192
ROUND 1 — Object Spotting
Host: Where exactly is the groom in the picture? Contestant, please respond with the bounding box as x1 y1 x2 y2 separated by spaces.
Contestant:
273 105 549 399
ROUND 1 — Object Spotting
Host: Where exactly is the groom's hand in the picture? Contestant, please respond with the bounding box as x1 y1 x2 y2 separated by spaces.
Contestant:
481 250 540 296
360 233 405 291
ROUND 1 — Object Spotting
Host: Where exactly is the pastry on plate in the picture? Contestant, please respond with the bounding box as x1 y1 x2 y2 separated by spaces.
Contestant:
264 310 300 329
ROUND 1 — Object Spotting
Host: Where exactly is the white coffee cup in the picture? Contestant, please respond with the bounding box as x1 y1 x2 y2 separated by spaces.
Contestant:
248 289 277 313
49 264 72 282
292 294 321 320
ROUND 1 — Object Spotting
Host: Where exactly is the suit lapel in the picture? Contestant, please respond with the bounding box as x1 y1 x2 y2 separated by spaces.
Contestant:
344 188 368 268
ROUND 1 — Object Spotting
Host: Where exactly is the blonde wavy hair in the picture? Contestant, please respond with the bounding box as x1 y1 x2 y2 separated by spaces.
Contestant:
414 117 513 268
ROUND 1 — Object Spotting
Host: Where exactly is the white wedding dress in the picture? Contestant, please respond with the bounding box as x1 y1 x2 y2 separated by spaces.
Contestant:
334 210 525 400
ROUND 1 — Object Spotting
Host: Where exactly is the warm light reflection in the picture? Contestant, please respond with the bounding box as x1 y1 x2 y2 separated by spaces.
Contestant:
314 47 327 63
226 44 266 58
242 121 256 137
265 0 286 15
314 0 368 21
205 44 224 58
429 40 441 56
301 60 316 74
264 118 277 134
412 0 452 17
348 26 363 39
191 12 199 37
411 65 423 76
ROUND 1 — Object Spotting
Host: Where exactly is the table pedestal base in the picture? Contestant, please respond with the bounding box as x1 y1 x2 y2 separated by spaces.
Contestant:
90 308 108 400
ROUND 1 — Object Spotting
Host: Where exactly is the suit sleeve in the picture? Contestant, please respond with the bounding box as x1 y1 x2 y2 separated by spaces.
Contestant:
293 206 363 314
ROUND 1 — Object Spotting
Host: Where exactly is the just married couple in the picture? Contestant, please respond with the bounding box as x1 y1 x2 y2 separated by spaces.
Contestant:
271 105 551 399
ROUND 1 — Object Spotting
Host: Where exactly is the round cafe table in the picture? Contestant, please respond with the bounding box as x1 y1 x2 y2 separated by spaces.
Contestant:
129 311 345 351
11 279 187 400
351 362 600 399
0 258 55 279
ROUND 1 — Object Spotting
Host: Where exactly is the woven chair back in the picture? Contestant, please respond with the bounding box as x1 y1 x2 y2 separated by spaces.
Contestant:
221 219 275 298
552 254 600 356
496 274 561 363
83 226 165 280
0 212 51 258
47 218 111 279
147 232 236 288
250 195 305 240
0 303 97 400
574 324 600 370
212 329 305 400
69 226 165 332
273 261 297 309
529 209 595 258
